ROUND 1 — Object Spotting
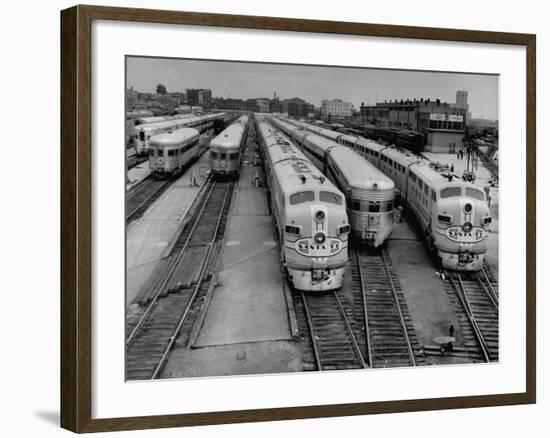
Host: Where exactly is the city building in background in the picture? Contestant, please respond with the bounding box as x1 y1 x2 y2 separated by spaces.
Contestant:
456 90 472 123
321 99 353 119
186 88 212 109
282 97 315 118
246 98 271 113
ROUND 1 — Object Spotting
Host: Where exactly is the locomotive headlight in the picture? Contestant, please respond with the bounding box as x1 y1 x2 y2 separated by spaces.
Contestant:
315 210 326 223
314 232 326 244
462 221 473 233
464 203 473 213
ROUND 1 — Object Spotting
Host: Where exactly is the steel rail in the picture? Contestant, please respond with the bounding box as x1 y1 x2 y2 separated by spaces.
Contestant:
380 250 417 366
447 272 491 362
151 182 232 379
126 179 171 222
300 292 322 371
475 273 499 310
125 177 215 347
126 173 152 198
480 267 499 308
301 291 366 371
333 292 368 369
353 248 373 367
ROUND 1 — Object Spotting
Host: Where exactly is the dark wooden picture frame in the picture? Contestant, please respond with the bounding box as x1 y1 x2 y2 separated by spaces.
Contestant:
61 4 536 433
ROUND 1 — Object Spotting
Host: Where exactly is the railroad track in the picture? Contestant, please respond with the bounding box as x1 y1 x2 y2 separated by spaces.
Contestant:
443 268 499 362
351 248 423 368
125 181 233 380
126 175 172 223
300 290 366 371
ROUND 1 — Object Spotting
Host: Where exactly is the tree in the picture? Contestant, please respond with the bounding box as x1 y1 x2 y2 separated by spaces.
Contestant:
156 84 167 95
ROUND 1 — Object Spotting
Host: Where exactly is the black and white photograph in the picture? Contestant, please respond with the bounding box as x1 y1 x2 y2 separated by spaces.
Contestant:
125 56 499 381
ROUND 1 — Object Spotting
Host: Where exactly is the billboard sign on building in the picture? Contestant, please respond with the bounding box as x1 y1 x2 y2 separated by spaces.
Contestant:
429 113 463 122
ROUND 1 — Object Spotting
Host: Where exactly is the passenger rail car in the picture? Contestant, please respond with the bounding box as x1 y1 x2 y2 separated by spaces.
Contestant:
134 113 226 155
256 119 349 292
270 118 395 247
126 110 154 146
209 115 250 179
285 118 425 154
282 118 491 271
148 128 201 178
135 114 194 127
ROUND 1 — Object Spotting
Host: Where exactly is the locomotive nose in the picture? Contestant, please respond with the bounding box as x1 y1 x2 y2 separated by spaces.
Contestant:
315 210 326 222
462 221 473 232
314 232 326 244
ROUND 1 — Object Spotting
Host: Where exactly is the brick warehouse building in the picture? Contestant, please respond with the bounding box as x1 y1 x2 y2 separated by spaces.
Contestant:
360 93 468 153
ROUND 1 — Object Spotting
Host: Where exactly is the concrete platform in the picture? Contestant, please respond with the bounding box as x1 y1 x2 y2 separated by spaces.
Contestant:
193 148 292 347
162 340 302 378
126 161 150 191
125 152 211 306
387 220 466 360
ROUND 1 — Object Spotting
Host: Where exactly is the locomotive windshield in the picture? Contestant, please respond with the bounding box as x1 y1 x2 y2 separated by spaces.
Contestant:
319 191 343 205
290 191 314 205
440 187 462 198
465 187 485 201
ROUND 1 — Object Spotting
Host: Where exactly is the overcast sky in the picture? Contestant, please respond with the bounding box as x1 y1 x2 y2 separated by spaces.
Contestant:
127 57 499 120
